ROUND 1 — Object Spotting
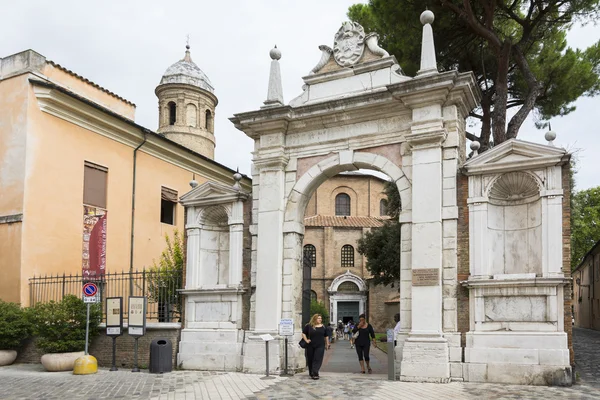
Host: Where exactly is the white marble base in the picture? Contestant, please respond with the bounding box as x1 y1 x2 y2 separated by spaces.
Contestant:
178 329 245 371
400 336 450 382
464 332 571 385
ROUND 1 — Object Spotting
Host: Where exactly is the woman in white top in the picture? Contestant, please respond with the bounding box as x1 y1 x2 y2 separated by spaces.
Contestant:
393 313 401 346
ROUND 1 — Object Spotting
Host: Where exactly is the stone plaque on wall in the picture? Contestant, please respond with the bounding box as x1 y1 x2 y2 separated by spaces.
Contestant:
412 268 439 286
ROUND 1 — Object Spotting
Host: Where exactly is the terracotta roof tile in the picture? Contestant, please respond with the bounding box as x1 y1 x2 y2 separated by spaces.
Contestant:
304 215 388 228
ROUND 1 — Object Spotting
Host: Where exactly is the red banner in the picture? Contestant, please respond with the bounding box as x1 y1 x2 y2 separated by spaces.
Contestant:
82 209 107 278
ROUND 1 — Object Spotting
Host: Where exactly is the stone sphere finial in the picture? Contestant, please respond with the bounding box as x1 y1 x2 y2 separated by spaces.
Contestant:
470 141 481 151
233 169 243 191
270 45 282 61
420 10 435 25
189 179 198 188
545 129 557 145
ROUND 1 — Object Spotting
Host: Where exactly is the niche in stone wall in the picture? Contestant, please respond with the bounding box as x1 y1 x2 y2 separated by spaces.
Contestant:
487 172 542 276
200 205 230 286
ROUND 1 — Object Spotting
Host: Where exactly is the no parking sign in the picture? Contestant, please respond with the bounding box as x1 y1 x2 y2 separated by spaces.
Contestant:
82 282 99 303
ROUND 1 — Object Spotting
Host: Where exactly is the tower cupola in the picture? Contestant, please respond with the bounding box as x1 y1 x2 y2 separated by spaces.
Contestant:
156 45 218 159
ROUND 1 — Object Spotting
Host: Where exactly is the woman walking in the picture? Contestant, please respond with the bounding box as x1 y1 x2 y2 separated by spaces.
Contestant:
302 313 330 380
352 314 376 374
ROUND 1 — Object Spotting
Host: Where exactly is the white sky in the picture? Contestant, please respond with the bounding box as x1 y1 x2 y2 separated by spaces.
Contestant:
1 0 598 190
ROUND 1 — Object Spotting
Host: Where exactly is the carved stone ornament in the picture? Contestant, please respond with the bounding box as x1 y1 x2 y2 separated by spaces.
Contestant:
333 22 366 67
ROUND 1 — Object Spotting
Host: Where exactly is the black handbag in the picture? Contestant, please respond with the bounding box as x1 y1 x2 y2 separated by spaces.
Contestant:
299 338 307 348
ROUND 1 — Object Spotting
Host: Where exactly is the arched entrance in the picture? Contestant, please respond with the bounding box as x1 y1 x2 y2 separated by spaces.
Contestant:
328 271 368 325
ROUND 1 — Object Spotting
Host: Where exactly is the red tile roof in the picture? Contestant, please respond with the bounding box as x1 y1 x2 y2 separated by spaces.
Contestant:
304 215 388 228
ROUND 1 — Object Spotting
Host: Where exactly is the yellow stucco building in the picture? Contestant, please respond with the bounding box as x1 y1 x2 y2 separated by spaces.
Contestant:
0 48 250 306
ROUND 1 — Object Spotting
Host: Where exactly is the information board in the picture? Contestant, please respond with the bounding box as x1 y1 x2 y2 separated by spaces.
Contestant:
279 319 294 336
128 296 146 336
106 297 123 336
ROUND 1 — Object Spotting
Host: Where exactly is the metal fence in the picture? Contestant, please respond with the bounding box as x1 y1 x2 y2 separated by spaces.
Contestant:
29 269 183 323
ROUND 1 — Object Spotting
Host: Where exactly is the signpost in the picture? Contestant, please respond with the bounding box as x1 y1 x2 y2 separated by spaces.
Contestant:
279 319 294 376
259 334 275 380
106 297 123 371
386 329 395 381
82 282 98 356
128 296 146 372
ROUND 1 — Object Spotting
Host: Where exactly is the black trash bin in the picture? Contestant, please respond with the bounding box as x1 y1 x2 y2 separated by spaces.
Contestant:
149 338 173 373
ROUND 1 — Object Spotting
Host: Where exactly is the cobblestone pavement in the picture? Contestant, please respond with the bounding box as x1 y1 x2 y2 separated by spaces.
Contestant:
0 364 284 400
573 327 600 388
2 330 600 400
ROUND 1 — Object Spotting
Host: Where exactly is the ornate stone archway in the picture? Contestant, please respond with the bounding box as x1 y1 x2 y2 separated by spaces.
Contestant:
230 15 478 379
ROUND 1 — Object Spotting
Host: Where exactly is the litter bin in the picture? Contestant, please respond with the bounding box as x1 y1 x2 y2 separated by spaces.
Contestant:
149 338 173 373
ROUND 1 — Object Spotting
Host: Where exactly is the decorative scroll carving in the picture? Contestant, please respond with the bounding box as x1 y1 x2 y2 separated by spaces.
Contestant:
333 22 366 67
310 45 333 74
365 33 389 58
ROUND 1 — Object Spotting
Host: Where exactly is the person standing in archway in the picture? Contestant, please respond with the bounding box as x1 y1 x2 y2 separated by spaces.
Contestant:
352 314 376 373
302 313 330 380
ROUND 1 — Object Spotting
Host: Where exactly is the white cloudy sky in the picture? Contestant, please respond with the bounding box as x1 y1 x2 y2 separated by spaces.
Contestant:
1 0 598 190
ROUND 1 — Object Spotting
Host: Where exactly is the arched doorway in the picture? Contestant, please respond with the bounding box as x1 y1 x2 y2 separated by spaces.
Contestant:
328 271 367 325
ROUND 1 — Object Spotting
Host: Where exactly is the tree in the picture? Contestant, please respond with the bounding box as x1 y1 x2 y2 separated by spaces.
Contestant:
357 181 402 286
147 230 184 322
571 186 600 270
310 299 330 326
349 0 600 150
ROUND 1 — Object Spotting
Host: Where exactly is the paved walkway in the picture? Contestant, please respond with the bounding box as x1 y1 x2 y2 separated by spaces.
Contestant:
2 330 600 399
320 337 387 375
573 327 600 388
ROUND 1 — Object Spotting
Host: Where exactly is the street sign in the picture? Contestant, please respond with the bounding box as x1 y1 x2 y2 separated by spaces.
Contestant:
128 296 146 337
106 297 123 337
279 319 294 336
83 296 99 303
260 334 274 341
83 282 98 297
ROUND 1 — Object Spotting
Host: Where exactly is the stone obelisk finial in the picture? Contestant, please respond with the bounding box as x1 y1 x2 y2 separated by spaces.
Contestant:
262 45 284 108
417 10 438 76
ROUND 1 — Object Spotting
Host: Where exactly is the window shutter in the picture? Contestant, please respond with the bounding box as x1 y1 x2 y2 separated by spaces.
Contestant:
161 186 178 202
83 162 108 209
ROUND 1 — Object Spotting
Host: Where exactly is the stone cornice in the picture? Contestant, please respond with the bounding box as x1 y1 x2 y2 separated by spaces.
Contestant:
30 79 251 191
231 70 479 139
462 277 569 288
253 154 289 171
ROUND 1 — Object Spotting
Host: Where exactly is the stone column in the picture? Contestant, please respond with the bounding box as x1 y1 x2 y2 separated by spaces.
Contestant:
185 207 201 289
401 103 450 382
254 155 288 332
228 200 244 287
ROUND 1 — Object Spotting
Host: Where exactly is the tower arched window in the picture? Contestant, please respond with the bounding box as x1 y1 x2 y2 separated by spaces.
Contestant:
335 193 351 216
205 109 213 131
303 244 316 268
168 102 177 125
341 245 354 268
380 199 388 216
310 290 318 302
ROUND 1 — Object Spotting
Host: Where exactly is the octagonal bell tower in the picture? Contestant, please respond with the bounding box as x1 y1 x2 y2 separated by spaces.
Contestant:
156 45 218 159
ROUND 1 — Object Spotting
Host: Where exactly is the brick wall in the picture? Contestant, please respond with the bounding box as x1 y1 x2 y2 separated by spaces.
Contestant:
456 172 470 347
16 326 181 369
562 163 574 366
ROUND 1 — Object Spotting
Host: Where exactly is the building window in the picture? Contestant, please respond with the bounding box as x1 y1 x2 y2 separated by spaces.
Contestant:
205 109 213 131
168 102 177 125
83 162 108 209
380 199 388 216
303 244 316 268
338 281 359 292
311 290 317 302
335 193 351 216
160 186 178 225
341 245 354 268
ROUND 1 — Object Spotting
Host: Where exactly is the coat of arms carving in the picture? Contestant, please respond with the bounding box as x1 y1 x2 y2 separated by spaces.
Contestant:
333 22 366 67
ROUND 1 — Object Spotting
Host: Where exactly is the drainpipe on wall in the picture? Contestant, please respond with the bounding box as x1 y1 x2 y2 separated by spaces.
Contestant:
129 130 148 295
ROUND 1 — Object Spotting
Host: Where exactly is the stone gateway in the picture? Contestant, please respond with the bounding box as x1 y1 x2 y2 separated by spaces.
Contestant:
178 11 572 385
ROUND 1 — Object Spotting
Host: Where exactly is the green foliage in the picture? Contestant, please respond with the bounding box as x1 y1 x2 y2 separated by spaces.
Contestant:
147 230 184 322
571 186 600 270
31 295 101 353
310 300 330 326
349 1 600 146
0 301 33 350
357 181 401 286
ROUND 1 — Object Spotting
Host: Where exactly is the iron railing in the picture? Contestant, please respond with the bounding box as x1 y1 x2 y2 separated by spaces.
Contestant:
29 269 183 323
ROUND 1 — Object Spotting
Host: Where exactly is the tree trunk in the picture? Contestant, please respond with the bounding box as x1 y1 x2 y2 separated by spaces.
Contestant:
507 45 542 139
480 92 492 150
492 41 511 144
